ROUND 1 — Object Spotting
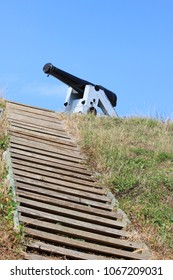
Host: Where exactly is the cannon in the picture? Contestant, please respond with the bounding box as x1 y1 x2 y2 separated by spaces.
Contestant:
43 63 117 116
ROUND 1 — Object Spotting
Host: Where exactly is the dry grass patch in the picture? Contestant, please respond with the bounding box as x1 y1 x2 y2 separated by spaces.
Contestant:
0 99 24 259
62 113 173 259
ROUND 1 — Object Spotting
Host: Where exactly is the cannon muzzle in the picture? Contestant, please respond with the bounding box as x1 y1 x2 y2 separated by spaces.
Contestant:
43 63 117 107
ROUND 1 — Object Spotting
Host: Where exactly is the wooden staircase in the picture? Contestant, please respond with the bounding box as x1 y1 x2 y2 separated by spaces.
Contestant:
5 101 149 260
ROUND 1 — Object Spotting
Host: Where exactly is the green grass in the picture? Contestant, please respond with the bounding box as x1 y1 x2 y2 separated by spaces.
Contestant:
64 114 173 259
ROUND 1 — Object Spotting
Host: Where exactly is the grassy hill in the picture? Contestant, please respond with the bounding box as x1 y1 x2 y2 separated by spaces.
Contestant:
0 98 173 259
63 113 173 259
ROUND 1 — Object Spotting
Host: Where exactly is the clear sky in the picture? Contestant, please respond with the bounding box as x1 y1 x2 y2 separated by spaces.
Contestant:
0 0 173 119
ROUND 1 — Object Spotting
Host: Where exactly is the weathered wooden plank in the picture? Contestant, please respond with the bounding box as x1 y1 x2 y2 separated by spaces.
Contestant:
14 173 108 202
12 160 102 193
10 119 67 134
11 157 94 184
11 153 93 179
9 126 76 146
18 197 125 229
7 113 64 132
10 136 84 160
6 102 61 119
27 241 108 260
10 148 88 171
9 131 80 152
25 228 144 259
19 206 128 238
16 182 112 210
12 162 103 193
9 112 62 128
9 132 78 155
10 135 81 158
7 100 56 114
10 124 73 147
17 190 122 220
15 180 111 209
10 142 83 164
8 110 63 126
10 147 85 174
8 107 62 124
11 122 71 139
20 216 144 251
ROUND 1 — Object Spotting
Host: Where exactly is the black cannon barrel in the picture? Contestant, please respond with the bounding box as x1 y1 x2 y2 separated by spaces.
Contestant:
43 63 117 107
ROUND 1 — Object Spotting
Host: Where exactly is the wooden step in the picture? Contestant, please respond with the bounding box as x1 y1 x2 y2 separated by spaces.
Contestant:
10 136 83 159
25 228 145 260
19 206 129 238
27 241 109 260
20 216 142 251
16 182 112 210
11 151 92 175
14 173 108 202
17 189 122 220
18 197 125 229
12 162 103 193
11 152 93 178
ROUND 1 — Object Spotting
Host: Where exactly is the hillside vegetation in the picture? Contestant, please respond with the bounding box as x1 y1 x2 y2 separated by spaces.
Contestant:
63 114 173 259
0 99 24 259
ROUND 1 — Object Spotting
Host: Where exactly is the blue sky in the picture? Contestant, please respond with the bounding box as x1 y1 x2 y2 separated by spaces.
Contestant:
0 0 173 118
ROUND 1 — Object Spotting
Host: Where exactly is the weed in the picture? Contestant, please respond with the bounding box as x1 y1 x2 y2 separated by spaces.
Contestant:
0 100 24 259
0 181 24 259
156 152 173 162
0 136 9 150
